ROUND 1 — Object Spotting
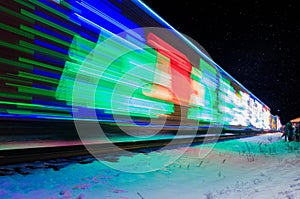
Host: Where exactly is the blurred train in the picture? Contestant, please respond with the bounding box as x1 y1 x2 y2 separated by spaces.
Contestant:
0 0 281 138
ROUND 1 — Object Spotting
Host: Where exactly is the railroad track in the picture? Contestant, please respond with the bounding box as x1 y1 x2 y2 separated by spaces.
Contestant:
0 133 260 166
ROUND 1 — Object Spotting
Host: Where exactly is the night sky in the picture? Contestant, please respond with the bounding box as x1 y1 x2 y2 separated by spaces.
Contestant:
142 0 299 125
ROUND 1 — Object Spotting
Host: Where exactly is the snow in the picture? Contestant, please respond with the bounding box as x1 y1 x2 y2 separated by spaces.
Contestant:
1 132 300 199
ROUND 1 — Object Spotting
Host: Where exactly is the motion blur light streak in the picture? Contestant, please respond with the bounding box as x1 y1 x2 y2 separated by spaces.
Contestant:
0 0 280 134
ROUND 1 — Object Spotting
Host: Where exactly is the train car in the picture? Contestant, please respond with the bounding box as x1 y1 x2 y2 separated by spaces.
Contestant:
0 0 279 139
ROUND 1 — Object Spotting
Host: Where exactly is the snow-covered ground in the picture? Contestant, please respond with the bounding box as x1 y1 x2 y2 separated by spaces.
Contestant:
1 132 300 199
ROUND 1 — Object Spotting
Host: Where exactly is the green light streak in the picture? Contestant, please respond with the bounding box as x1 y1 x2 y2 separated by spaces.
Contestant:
191 66 202 82
7 109 71 117
0 75 32 85
0 92 32 100
0 5 34 24
0 100 48 108
20 25 69 47
0 100 72 114
16 104 70 113
0 57 33 70
7 109 33 115
18 57 63 72
14 0 35 10
28 0 81 26
20 9 78 36
19 40 68 61
0 23 34 39
6 83 56 97
0 40 34 54
18 71 59 84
